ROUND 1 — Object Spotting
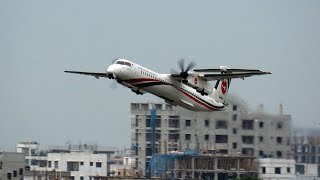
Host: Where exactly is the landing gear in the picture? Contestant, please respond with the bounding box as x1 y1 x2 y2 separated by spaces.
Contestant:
132 89 143 95
107 74 114 79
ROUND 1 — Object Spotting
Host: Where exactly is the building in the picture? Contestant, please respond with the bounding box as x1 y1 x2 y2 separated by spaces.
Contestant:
258 158 296 180
130 98 292 175
0 152 25 180
292 129 320 179
150 153 258 179
17 143 115 180
46 149 113 180
16 142 47 170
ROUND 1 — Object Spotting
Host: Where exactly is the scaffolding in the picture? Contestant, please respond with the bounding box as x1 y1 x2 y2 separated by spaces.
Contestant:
149 154 258 180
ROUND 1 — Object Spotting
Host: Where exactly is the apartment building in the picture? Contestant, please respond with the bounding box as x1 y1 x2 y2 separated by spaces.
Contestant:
131 98 292 175
0 152 25 180
16 142 114 180
292 129 320 179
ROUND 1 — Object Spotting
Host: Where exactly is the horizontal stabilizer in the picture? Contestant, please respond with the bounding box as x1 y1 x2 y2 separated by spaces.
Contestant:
200 71 271 81
194 68 264 73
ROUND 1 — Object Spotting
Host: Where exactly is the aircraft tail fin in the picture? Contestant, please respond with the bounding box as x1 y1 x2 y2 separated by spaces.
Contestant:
211 79 231 104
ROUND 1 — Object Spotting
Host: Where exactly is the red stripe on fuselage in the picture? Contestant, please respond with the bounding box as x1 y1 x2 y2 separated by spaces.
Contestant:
177 89 216 110
123 78 160 83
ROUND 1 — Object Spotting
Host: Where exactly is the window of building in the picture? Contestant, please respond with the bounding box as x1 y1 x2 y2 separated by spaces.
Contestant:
287 167 291 173
219 149 228 154
80 162 84 166
146 148 152 156
275 167 281 174
277 122 283 129
185 120 191 127
216 120 227 129
233 142 237 149
259 136 264 142
204 119 209 127
311 156 316 164
13 171 17 177
276 151 282 158
31 149 36 155
48 161 52 168
242 119 254 130
259 151 264 157
185 134 191 140
242 148 254 156
39 160 47 167
19 168 23 175
233 105 237 111
169 131 180 142
96 162 102 167
259 122 264 128
233 128 237 134
54 161 58 168
205 134 209 141
242 136 254 144
80 177 84 180
7 173 11 180
232 114 237 121
215 135 228 143
90 162 93 166
67 162 79 171
276 137 282 144
169 117 180 128
69 176 75 180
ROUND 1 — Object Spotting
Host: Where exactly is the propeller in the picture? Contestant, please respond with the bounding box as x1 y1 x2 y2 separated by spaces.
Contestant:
177 59 196 79
110 80 118 89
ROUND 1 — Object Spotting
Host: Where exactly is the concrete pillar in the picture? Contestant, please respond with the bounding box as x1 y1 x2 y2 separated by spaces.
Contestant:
214 158 218 180
191 157 195 179
236 158 240 178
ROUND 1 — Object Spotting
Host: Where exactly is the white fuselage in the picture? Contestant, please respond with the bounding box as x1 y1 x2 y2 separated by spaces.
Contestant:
106 59 225 111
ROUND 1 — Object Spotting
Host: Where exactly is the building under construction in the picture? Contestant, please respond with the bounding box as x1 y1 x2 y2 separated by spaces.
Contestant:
131 100 292 175
149 153 258 179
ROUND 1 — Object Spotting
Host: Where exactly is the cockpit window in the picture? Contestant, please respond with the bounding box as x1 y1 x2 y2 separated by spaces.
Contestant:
116 61 125 65
116 61 131 66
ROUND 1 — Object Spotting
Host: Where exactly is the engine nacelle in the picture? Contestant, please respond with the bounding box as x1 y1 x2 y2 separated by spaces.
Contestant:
183 75 212 95
220 66 229 72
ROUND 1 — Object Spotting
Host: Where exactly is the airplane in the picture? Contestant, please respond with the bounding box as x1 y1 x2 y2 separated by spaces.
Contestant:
65 59 271 111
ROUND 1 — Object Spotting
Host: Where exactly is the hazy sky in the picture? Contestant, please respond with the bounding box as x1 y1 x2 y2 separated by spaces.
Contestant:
1 1 319 150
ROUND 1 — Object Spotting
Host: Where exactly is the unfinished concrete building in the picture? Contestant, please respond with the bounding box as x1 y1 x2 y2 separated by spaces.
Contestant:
150 154 258 179
131 97 292 175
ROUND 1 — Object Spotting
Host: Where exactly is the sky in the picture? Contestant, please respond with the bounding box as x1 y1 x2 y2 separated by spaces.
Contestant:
0 1 319 151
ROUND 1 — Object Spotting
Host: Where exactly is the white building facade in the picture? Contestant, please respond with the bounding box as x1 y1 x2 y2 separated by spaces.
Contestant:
258 158 296 180
46 151 110 180
0 152 25 180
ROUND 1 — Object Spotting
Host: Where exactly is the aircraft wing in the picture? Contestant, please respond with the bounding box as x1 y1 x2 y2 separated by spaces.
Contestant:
199 71 271 81
64 71 108 79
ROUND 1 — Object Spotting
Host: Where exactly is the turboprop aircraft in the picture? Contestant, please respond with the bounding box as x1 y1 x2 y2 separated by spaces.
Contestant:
65 59 271 111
